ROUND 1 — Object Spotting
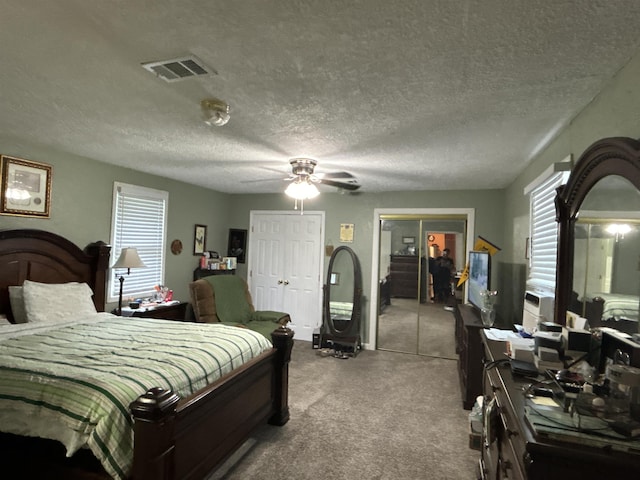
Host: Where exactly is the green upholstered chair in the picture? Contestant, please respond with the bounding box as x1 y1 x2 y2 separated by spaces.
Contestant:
189 275 290 338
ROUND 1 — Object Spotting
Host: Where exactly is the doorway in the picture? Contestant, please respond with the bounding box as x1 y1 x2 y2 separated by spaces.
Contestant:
369 208 475 357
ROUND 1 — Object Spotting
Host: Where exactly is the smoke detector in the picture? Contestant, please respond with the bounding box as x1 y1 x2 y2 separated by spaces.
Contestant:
201 98 230 126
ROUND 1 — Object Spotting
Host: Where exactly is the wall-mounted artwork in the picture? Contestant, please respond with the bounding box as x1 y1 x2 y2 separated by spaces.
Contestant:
227 228 247 263
0 155 52 218
194 224 207 255
340 223 354 243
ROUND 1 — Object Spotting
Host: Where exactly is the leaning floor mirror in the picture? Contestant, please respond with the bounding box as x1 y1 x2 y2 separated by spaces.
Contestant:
320 245 363 356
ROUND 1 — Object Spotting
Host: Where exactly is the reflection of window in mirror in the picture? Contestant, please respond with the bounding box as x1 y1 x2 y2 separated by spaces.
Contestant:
330 272 340 285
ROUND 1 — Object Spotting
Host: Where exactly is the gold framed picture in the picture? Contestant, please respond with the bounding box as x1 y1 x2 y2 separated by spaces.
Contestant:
0 155 52 218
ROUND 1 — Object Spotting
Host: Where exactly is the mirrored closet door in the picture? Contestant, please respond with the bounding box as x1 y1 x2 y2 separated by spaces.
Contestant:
376 215 467 358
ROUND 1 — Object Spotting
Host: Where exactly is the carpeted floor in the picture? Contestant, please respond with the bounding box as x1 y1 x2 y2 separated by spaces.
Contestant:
378 298 457 358
212 340 479 480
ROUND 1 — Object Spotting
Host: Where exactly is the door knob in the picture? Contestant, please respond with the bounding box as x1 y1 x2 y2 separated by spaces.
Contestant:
277 280 283 284
283 280 290 285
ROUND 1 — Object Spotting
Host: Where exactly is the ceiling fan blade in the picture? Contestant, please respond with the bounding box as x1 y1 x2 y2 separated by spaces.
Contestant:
241 175 291 184
320 178 361 191
318 171 356 180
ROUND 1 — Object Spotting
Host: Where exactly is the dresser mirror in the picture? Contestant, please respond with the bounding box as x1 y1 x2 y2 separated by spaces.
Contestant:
555 137 640 332
320 246 362 353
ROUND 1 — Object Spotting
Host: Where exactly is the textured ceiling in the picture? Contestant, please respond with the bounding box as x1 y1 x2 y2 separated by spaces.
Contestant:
2 1 640 194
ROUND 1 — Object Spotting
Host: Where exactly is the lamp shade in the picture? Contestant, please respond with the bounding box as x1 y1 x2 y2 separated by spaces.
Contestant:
112 247 146 269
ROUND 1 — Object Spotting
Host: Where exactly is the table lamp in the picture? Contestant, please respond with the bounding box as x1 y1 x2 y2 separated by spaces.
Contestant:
112 247 146 315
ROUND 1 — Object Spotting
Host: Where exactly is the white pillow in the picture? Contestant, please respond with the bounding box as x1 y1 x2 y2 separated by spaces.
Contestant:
8 286 28 324
22 280 97 323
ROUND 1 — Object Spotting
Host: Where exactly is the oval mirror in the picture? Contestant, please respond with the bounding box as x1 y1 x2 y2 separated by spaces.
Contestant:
320 246 362 355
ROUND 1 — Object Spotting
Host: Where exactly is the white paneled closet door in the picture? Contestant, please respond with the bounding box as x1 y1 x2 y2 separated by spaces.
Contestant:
249 211 324 342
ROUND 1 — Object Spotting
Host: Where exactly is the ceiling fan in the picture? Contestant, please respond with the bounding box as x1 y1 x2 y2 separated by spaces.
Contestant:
286 158 360 192
284 158 360 212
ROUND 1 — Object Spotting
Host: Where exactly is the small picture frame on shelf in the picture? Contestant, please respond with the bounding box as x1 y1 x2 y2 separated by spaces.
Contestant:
194 224 207 255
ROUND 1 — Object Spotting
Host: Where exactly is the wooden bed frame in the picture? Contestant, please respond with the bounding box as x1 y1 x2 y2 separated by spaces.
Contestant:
0 229 294 480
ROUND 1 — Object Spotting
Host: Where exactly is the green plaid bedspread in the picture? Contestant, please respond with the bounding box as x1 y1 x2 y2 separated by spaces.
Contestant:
0 314 272 479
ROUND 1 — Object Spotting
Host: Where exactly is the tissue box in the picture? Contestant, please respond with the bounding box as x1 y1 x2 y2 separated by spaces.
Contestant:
507 338 535 363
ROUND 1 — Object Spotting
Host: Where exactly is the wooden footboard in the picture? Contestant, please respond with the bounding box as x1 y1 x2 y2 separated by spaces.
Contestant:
130 326 294 480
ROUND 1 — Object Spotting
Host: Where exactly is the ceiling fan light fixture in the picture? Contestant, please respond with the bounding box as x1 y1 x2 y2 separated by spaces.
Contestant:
285 178 320 200
201 98 230 126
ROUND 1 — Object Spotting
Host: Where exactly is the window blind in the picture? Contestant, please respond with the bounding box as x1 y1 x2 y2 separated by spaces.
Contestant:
109 182 168 301
528 171 569 291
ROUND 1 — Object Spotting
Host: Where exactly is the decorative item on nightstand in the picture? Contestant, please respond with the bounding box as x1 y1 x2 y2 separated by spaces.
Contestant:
112 247 146 316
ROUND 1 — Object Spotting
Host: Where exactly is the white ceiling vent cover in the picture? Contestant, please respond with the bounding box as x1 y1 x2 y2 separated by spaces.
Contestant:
141 55 216 82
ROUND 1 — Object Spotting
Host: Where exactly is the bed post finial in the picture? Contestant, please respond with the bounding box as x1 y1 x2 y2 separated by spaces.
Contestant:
130 387 180 480
269 326 294 426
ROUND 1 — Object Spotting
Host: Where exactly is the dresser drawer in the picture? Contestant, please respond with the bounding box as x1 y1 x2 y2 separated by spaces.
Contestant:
498 437 526 480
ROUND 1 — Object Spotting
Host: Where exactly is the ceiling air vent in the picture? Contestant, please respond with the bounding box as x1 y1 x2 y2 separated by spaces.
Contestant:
141 55 216 83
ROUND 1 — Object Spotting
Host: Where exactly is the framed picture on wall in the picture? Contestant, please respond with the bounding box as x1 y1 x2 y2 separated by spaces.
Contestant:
194 224 207 255
0 155 52 218
227 228 247 263
402 236 415 244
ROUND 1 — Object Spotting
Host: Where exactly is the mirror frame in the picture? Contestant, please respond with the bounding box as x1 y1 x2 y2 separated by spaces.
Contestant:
323 245 363 337
554 137 640 325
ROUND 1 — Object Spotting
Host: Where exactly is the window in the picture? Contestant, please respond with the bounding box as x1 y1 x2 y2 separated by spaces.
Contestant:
525 161 571 292
109 182 168 302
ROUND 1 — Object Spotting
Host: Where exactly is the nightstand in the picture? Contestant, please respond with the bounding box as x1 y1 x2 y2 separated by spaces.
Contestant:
120 301 189 321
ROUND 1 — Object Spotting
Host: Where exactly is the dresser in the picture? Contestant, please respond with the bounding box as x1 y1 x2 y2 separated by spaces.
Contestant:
454 303 485 410
480 332 640 479
389 255 426 301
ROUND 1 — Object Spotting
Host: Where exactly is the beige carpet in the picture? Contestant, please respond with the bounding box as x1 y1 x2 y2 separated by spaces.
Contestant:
213 340 479 479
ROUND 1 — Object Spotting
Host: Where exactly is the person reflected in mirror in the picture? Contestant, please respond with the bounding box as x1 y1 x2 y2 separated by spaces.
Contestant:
433 248 455 303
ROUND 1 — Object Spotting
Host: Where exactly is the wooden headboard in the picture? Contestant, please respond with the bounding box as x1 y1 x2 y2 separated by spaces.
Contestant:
0 229 111 322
